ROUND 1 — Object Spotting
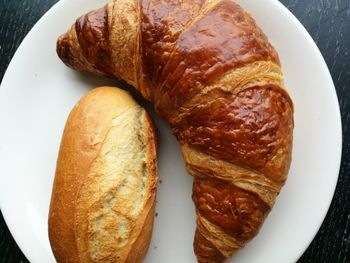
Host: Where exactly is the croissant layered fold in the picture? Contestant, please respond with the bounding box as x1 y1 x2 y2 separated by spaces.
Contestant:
57 0 294 262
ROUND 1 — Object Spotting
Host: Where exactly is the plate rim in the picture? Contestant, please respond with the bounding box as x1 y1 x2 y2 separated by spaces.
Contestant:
0 0 343 262
269 1 343 260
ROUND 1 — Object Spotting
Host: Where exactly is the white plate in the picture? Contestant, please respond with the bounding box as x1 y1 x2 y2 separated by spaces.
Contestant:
0 0 342 262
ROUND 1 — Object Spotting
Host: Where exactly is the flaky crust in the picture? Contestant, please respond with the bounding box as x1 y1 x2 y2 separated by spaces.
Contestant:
56 1 294 262
48 87 157 263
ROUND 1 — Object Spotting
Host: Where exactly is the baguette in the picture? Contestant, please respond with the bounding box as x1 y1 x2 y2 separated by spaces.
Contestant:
48 86 157 263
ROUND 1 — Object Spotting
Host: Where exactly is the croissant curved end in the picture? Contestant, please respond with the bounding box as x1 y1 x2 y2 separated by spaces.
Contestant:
57 33 73 68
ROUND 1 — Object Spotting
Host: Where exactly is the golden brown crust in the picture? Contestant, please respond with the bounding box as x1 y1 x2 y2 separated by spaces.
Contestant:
194 228 226 263
193 177 270 241
48 87 157 263
140 0 205 94
175 85 293 185
56 1 294 262
154 0 280 116
75 7 113 76
124 202 156 263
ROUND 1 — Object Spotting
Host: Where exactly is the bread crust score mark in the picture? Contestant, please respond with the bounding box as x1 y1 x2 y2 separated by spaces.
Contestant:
49 87 157 263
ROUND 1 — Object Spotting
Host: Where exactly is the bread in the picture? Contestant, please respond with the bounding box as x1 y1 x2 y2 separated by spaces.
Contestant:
56 1 294 262
48 86 157 263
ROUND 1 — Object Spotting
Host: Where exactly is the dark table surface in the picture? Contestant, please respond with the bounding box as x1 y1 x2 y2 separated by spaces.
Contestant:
0 0 349 262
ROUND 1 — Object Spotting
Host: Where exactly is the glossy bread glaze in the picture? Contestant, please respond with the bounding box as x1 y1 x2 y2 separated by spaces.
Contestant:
175 86 293 184
193 177 270 239
155 0 280 115
75 8 113 76
56 0 294 262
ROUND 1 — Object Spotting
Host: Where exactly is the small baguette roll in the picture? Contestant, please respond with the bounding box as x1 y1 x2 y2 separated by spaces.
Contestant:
48 87 157 263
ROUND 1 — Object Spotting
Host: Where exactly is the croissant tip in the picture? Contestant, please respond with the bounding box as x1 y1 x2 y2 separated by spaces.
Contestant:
194 228 226 263
56 33 73 68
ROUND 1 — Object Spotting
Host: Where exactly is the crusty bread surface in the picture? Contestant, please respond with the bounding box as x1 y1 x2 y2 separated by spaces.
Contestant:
48 86 157 263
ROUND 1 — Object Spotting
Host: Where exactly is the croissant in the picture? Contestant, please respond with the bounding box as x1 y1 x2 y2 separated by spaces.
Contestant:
57 0 294 262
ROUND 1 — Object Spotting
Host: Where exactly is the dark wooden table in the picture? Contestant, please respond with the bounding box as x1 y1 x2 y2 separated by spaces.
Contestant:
0 0 349 262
